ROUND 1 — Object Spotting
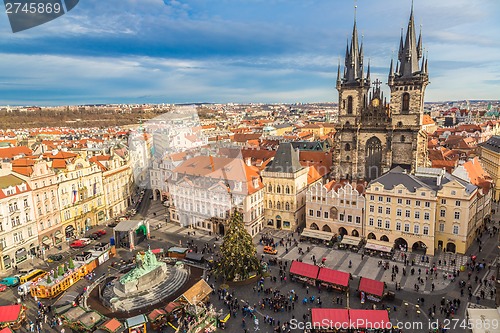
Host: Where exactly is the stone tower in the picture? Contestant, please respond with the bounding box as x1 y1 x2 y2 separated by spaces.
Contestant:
333 3 429 181
388 3 429 171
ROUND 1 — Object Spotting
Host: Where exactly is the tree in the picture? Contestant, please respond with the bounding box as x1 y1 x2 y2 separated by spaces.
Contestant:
63 263 68 272
58 265 64 276
68 258 75 269
53 269 58 279
46 275 52 284
214 210 261 281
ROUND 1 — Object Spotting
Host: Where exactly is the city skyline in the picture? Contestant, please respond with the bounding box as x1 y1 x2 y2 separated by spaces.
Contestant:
0 0 498 105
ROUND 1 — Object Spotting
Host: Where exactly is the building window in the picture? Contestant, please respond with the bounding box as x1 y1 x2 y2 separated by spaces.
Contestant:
276 186 281 194
453 225 459 235
285 202 290 211
405 210 410 218
451 191 456 195
396 222 401 231
378 196 383 202
415 211 420 219
347 96 353 114
386 197 391 203
269 201 273 209
402 92 410 113
440 209 446 217
415 200 421 206
285 186 290 194
423 226 429 235
309 209 313 216
277 201 281 210
404 223 410 232
316 211 321 217
397 198 402 204
424 212 430 220
425 202 430 208
385 220 390 229
369 218 374 226
454 211 460 220
377 219 382 228
268 185 272 192
324 212 329 219
386 207 391 215
401 135 405 143
340 214 345 221
397 209 402 217
347 215 352 223
355 216 361 224
378 207 383 214
439 223 445 232
406 199 411 205
455 200 461 207
414 224 420 234
441 199 446 204
345 143 351 151
369 205 374 213
370 195 374 201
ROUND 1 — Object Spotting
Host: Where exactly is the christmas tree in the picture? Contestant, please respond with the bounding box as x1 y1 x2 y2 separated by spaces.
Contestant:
214 210 261 281
58 265 64 276
68 258 75 269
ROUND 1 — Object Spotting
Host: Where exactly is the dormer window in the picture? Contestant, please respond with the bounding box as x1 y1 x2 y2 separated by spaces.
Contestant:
234 181 242 191
252 177 259 189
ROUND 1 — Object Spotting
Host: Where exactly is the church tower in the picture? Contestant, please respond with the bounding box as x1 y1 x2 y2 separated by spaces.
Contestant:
388 3 429 171
333 12 372 180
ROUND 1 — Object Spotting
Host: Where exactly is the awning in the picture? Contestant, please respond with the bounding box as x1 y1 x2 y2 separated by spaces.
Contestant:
311 309 349 329
54 231 63 239
317 268 350 287
365 239 393 253
3 256 11 266
0 304 24 323
125 314 147 328
300 229 334 241
289 261 319 280
341 235 361 246
349 309 391 329
359 277 385 297
467 308 500 333
65 225 75 232
42 237 52 246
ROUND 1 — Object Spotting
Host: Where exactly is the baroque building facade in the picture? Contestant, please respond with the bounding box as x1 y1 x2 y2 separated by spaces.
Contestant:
333 5 429 181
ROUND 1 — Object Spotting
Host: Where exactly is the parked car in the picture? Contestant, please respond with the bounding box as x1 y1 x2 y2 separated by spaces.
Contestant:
263 246 278 255
0 276 19 287
95 229 107 236
0 284 7 292
79 238 92 245
88 233 99 240
107 221 118 228
69 240 86 248
47 254 63 262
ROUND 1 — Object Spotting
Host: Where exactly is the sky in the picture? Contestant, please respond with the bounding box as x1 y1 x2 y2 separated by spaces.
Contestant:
0 0 499 106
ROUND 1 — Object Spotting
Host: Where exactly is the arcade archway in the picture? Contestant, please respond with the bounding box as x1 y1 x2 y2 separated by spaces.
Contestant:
446 242 456 253
367 232 376 240
338 227 348 236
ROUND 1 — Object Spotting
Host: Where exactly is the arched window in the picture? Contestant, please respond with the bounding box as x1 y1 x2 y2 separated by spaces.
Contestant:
285 202 290 210
268 200 272 209
268 184 272 192
285 186 290 194
345 143 351 151
401 135 405 143
402 93 410 113
276 186 281 194
277 201 281 210
346 156 350 161
397 121 403 127
347 96 353 114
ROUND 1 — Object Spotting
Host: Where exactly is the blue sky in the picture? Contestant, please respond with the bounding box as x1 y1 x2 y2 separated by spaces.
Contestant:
0 0 499 105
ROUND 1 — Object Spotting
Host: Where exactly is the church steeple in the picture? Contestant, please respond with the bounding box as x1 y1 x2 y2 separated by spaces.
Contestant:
340 5 368 87
396 0 422 78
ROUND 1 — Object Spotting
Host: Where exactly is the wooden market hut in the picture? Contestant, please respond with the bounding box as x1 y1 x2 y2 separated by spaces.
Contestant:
175 279 213 305
358 277 385 303
317 267 350 292
0 305 27 330
289 261 319 285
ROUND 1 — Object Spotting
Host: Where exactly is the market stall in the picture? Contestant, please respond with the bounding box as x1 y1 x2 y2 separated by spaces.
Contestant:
96 318 125 333
349 309 392 332
338 235 362 252
125 314 147 333
317 268 350 292
168 247 189 259
310 308 349 332
289 261 319 286
62 306 104 332
0 304 27 330
148 309 167 331
300 229 335 245
363 240 394 259
358 277 385 303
